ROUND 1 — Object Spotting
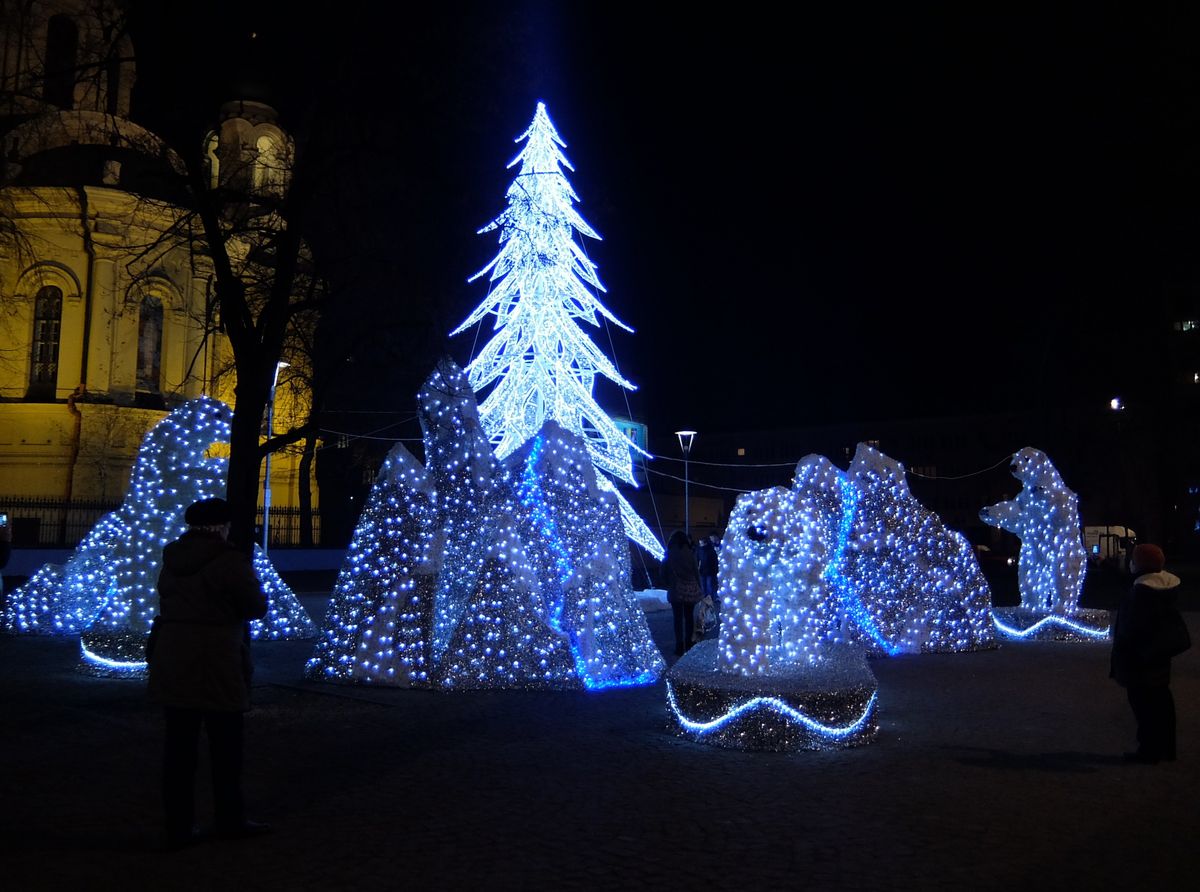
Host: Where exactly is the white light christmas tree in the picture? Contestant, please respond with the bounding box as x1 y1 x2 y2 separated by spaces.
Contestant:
452 102 662 560
306 360 663 690
3 397 315 674
980 447 1107 640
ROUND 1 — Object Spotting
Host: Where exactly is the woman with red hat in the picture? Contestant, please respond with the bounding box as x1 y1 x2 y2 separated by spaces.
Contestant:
1109 543 1191 764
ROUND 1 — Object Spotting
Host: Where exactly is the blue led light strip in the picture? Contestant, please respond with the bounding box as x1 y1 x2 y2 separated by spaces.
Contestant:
992 614 1110 640
80 640 147 672
517 435 573 630
828 476 900 656
666 681 878 739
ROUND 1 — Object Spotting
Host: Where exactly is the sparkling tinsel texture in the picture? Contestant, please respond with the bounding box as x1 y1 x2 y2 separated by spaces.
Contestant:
306 359 664 690
717 455 851 675
980 447 1108 640
452 102 661 560
667 641 879 751
669 455 878 751
3 397 315 674
844 443 995 655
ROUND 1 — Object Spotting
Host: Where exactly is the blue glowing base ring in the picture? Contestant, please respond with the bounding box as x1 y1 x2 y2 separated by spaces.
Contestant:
665 641 879 751
992 607 1111 642
78 629 149 678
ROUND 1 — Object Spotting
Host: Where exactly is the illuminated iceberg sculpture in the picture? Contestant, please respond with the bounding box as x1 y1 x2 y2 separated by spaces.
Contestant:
306 359 663 690
667 455 879 751
845 443 995 655
980 447 1107 640
2 396 316 675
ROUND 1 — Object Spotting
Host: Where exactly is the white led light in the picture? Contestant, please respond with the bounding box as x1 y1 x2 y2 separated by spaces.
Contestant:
307 362 664 690
452 102 662 560
3 397 316 671
980 447 1088 615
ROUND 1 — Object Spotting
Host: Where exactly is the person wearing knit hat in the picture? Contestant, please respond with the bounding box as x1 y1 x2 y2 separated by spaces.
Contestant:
1131 543 1165 574
1110 542 1191 764
148 498 270 848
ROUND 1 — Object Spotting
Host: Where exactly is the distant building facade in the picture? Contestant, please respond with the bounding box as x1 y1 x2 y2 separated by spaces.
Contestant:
0 0 312 522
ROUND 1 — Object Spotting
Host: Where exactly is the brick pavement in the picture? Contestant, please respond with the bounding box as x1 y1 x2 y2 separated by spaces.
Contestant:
1 597 1197 890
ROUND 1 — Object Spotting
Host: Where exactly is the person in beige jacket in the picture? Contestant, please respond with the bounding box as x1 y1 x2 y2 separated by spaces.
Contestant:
147 498 268 849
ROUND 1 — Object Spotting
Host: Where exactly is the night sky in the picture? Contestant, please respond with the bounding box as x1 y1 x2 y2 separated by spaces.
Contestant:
125 1 1200 440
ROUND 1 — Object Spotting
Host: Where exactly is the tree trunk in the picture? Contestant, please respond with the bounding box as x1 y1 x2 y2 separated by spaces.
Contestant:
226 379 269 552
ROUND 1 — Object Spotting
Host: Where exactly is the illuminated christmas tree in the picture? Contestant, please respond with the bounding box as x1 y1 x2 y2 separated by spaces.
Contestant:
452 102 662 560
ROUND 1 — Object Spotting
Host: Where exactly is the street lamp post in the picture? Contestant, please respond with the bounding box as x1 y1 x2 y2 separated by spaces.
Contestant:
262 360 290 555
675 430 696 538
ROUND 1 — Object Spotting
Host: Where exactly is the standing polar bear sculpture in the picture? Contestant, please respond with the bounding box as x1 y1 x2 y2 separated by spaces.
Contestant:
979 447 1107 640
979 447 1086 614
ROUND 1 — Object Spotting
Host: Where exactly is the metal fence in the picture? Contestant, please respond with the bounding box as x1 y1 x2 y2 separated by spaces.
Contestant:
254 506 322 548
0 497 321 547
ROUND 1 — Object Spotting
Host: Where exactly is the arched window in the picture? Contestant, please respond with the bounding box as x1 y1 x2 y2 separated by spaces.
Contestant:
136 296 163 393
28 285 63 397
255 134 285 192
44 15 78 109
204 131 220 189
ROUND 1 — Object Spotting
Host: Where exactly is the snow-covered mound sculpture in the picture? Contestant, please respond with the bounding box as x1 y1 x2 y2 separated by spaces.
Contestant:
980 447 1106 640
844 443 995 655
306 359 663 690
667 456 878 751
2 397 315 675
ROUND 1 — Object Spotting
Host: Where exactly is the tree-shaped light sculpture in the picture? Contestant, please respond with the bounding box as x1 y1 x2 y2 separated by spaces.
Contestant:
980 447 1107 640
451 102 662 560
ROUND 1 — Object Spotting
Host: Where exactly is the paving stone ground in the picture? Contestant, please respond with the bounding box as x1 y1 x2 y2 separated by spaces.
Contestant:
2 587 1197 891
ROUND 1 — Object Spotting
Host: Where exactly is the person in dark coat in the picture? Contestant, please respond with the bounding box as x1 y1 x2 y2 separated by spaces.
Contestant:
148 498 269 847
697 533 720 604
1109 543 1190 764
662 529 703 656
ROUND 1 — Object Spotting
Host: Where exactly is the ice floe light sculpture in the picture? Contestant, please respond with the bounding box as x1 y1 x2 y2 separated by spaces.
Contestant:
844 443 995 655
306 360 663 690
3 397 315 675
980 447 1107 640
666 444 1002 749
451 101 662 560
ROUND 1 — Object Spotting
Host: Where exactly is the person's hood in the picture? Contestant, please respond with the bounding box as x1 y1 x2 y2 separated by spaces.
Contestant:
161 530 232 576
1134 570 1181 592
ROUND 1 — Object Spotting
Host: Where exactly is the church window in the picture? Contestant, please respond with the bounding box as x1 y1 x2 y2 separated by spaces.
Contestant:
204 132 220 189
136 296 163 393
254 134 285 192
29 285 63 396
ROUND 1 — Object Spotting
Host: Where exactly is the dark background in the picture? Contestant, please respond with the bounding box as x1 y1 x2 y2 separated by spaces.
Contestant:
123 1 1200 438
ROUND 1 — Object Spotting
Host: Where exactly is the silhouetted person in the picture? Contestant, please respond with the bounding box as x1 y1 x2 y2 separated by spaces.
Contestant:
1110 543 1191 764
663 529 703 656
147 498 269 848
697 533 720 604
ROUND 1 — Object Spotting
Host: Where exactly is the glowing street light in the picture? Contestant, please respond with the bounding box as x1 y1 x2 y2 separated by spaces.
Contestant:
263 361 290 554
675 430 697 537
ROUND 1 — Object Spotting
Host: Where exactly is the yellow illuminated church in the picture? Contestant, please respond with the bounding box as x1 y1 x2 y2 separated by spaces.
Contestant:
0 0 313 529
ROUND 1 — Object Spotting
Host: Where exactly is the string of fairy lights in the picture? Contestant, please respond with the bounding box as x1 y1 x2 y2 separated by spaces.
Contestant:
3 396 316 676
305 360 663 691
